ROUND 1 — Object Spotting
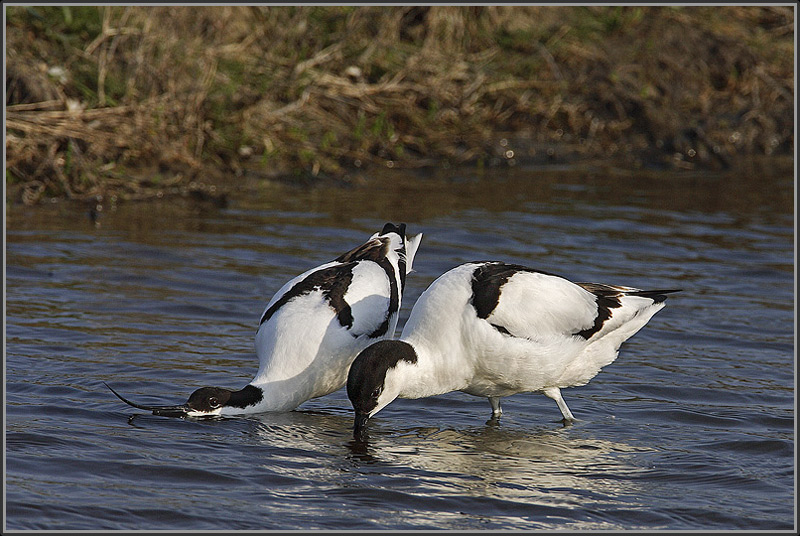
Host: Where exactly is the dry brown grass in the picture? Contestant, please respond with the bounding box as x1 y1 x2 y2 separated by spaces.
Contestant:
5 6 794 204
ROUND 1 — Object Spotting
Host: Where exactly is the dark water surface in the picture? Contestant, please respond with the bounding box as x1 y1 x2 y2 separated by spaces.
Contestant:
5 162 795 530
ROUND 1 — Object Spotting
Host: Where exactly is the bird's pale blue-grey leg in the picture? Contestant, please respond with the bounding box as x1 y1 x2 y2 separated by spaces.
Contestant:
488 396 502 416
543 387 575 422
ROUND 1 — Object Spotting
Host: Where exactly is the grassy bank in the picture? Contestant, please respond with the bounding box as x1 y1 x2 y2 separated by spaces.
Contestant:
5 5 794 205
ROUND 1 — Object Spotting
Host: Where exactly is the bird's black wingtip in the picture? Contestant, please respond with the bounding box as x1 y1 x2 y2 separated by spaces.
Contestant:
641 289 683 303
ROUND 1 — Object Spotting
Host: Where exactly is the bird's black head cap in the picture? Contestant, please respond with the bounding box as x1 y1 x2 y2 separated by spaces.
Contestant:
347 340 417 414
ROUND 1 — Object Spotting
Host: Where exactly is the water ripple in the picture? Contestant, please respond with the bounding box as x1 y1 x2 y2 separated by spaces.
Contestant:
5 166 793 530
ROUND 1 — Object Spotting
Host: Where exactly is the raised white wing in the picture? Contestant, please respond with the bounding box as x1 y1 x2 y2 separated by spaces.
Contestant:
471 262 675 343
481 268 602 341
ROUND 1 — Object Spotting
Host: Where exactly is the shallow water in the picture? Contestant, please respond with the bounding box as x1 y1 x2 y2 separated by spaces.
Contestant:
5 162 795 530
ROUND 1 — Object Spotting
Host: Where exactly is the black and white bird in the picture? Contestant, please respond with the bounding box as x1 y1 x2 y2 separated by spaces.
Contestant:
347 261 679 438
107 223 422 417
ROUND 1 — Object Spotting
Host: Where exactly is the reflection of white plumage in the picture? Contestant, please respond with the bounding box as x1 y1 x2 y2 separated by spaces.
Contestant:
107 223 422 417
348 261 678 438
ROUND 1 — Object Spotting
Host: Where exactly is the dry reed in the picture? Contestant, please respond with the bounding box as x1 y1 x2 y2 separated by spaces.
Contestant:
5 6 794 204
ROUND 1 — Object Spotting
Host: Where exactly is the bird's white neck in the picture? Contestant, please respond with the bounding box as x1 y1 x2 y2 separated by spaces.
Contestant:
218 356 351 414
391 337 472 400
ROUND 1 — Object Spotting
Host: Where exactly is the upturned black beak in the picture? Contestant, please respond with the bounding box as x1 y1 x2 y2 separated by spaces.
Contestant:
104 382 190 418
353 412 370 441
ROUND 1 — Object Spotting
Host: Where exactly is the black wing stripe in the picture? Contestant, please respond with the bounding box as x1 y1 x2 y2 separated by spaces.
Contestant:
365 257 399 339
573 294 622 339
336 237 388 263
470 263 675 340
573 284 680 338
470 262 560 319
471 262 559 338
470 262 516 319
262 224 411 335
259 264 355 328
491 323 512 336
625 289 682 304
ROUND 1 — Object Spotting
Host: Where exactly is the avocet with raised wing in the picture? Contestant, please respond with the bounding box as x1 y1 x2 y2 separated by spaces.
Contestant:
347 261 679 439
108 223 422 417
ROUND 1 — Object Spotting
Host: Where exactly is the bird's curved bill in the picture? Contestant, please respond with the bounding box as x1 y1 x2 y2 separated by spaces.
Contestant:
105 382 189 417
353 412 370 441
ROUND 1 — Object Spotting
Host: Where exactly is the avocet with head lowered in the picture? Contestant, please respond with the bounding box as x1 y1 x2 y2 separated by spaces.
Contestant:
347 261 679 439
107 223 422 417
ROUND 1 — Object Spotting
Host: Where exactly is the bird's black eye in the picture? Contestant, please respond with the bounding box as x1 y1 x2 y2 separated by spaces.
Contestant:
209 397 220 408
371 387 382 399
